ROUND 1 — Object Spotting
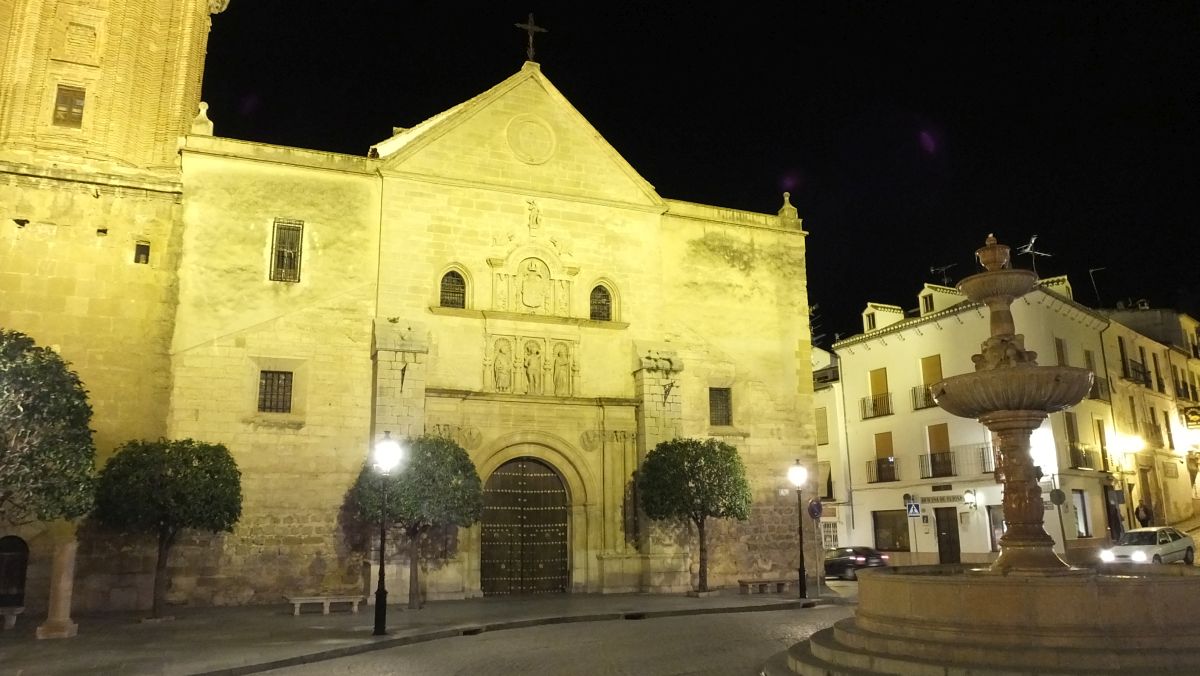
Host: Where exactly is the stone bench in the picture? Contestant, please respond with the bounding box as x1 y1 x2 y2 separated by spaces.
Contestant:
1 606 23 630
285 595 363 616
737 578 792 595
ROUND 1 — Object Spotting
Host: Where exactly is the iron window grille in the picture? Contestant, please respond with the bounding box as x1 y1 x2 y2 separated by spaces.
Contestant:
709 387 732 426
269 219 303 282
53 85 85 128
440 271 466 308
589 286 612 321
258 370 293 413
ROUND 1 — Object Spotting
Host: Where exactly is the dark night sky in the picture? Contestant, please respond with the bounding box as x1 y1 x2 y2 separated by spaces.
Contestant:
201 2 1199 343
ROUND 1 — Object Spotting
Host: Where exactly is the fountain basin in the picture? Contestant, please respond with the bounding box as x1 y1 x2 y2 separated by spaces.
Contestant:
770 564 1200 675
957 268 1038 302
931 366 1093 418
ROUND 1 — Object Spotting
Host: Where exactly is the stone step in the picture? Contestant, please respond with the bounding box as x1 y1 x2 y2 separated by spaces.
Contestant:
795 619 1200 675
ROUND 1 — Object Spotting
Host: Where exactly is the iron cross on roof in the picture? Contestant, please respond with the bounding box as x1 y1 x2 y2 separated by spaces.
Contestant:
515 13 547 62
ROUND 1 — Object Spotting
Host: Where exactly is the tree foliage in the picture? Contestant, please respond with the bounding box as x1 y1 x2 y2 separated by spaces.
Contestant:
637 437 752 591
351 434 482 608
94 438 242 617
0 329 96 524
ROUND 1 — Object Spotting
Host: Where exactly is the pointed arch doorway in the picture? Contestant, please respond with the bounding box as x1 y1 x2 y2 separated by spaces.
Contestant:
481 457 569 596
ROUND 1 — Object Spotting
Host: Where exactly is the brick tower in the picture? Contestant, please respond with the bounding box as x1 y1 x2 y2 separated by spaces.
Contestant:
0 0 227 168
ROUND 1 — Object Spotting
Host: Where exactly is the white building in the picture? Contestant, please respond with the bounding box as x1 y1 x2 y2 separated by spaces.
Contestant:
823 277 1122 566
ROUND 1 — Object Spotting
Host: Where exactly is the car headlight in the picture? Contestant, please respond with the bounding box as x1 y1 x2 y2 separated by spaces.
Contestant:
1131 551 1147 562
1099 550 1115 562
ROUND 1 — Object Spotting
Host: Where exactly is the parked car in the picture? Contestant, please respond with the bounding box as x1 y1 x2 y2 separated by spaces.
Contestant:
1100 526 1195 565
823 546 889 580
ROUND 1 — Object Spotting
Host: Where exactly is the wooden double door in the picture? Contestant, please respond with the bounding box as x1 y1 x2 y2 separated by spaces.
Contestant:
481 457 569 596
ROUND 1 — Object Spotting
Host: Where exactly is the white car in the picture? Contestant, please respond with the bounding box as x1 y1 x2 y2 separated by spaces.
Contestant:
1100 526 1195 565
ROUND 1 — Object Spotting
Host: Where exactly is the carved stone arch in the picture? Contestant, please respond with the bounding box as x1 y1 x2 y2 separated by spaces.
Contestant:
434 263 473 309
476 431 597 594
587 277 620 322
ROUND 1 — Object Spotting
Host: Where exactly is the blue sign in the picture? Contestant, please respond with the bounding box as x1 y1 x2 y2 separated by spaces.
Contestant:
907 502 921 517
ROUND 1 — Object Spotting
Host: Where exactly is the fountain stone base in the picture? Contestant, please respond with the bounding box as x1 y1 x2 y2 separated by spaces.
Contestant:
764 564 1200 675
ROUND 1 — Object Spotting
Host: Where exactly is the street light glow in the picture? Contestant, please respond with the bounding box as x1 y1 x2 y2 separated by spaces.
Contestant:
787 462 808 488
375 432 403 475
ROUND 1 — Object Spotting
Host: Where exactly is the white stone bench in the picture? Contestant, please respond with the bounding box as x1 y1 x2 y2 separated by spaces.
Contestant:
737 578 792 595
285 595 362 616
1 606 23 630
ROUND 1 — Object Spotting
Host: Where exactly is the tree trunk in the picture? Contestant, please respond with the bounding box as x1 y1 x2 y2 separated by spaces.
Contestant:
152 528 176 619
407 530 421 610
696 516 708 592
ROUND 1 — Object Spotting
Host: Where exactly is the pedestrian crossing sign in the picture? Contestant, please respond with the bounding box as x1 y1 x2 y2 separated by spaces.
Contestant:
907 502 921 517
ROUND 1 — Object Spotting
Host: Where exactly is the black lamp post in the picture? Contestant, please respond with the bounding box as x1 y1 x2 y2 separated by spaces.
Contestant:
787 459 809 599
373 431 403 636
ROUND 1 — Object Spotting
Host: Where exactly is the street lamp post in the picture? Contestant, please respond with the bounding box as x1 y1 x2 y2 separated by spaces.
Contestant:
373 432 403 637
787 459 808 599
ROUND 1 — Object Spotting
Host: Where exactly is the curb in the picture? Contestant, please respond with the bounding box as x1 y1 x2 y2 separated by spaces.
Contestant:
191 600 824 676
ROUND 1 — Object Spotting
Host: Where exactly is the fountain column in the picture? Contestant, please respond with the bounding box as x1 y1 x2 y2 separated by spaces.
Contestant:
980 410 1062 570
931 234 1092 573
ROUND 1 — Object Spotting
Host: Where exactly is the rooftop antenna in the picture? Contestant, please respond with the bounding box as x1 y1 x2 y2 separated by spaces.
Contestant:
1015 235 1051 275
1088 267 1106 308
930 263 956 286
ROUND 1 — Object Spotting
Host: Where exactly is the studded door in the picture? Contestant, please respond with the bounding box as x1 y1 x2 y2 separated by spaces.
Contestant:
481 457 569 596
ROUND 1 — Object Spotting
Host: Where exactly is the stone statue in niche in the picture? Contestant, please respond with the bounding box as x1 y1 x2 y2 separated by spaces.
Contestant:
520 259 548 309
493 339 513 393
553 343 571 396
526 199 542 234
524 340 544 394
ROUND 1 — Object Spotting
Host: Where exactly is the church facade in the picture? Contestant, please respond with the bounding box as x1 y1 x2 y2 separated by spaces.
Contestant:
1 1 816 616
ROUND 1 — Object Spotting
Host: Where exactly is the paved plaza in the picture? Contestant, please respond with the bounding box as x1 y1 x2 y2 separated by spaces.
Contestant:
0 584 855 676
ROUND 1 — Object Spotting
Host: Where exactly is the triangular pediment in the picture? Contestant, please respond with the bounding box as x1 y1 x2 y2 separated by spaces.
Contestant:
373 62 663 209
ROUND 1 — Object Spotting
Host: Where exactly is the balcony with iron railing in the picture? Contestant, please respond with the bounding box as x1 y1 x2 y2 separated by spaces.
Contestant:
1087 376 1111 402
1155 376 1167 394
860 393 894 420
1174 379 1197 402
866 457 900 483
1068 442 1101 470
911 384 937 410
918 451 957 479
1124 360 1151 388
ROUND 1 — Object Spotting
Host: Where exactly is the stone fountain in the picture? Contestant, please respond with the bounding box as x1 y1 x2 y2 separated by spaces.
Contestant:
764 235 1200 676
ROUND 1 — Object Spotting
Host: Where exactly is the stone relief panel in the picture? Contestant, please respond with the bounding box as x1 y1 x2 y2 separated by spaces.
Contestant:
487 199 578 318
484 335 579 397
426 423 482 450
492 257 572 317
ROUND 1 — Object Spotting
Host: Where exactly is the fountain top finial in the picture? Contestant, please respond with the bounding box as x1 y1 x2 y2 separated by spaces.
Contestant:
975 233 1010 272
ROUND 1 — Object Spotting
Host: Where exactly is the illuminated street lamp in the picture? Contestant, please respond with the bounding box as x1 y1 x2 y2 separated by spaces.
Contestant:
373 431 404 636
787 459 808 599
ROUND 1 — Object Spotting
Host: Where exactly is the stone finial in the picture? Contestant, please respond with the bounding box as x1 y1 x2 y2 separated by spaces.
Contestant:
208 0 230 14
191 102 214 136
777 192 801 228
975 233 1011 271
190 102 214 136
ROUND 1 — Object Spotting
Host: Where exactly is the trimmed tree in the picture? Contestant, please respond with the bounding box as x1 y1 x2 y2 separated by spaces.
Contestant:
93 439 242 618
351 434 482 609
0 329 95 524
637 437 752 592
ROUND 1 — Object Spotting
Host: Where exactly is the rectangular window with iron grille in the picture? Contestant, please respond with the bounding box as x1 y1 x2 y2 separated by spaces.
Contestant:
709 387 732 426
821 521 839 549
258 370 293 413
270 219 303 282
53 85 85 128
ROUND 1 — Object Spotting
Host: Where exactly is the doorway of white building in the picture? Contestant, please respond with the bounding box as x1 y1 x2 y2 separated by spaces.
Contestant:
934 507 961 564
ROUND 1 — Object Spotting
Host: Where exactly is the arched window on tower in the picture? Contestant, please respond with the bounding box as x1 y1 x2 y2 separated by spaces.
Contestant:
589 285 612 321
440 271 466 308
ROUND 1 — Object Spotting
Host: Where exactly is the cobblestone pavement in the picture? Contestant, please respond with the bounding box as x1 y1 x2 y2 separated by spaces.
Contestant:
269 606 855 676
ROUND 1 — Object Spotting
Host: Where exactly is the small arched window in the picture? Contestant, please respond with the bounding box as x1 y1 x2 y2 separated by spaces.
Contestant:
589 285 612 321
440 271 466 308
